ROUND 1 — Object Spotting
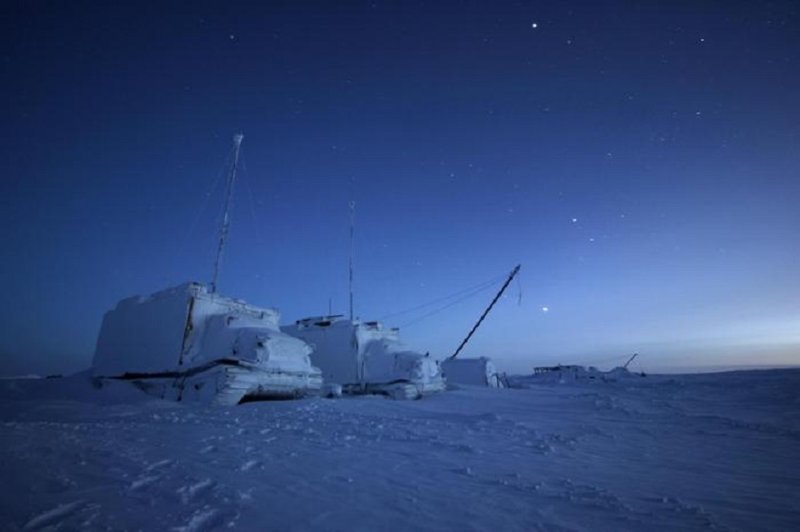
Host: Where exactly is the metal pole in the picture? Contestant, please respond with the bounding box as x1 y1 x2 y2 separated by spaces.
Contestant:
348 200 356 321
210 133 244 294
449 264 521 360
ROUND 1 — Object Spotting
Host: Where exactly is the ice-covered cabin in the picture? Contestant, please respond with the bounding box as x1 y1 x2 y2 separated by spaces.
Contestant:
281 315 445 399
441 357 504 387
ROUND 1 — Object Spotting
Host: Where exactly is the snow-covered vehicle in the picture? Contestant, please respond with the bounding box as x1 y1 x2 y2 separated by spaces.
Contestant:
92 282 322 405
282 316 445 399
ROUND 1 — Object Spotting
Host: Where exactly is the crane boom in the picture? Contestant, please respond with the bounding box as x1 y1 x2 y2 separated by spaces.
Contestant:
449 264 520 360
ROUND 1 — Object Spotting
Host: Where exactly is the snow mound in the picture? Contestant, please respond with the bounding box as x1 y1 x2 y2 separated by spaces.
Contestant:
0 370 154 405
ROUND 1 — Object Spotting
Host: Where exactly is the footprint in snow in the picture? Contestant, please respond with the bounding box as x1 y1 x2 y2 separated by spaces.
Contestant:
172 508 225 532
453 466 474 476
145 459 174 471
23 500 87 531
129 475 161 491
240 460 259 471
177 479 215 504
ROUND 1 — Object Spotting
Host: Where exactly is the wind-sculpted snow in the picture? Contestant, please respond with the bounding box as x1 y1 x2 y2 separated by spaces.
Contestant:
1 369 799 531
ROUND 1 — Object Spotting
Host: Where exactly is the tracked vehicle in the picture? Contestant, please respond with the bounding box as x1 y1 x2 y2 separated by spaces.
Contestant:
282 316 444 399
92 283 322 405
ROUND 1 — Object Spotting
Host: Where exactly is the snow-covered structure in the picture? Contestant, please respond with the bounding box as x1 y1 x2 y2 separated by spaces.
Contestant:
441 357 504 387
523 364 644 384
92 282 322 405
281 316 445 399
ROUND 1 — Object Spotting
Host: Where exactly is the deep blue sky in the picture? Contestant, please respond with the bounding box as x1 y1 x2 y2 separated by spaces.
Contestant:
1 1 798 375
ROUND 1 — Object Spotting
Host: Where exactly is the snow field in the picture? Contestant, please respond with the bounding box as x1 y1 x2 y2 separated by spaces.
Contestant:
1 369 798 531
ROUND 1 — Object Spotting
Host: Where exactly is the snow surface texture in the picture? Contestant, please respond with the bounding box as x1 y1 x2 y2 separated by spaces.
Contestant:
1 370 799 531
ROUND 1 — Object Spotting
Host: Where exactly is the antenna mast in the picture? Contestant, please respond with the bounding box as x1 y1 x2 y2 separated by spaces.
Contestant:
210 133 244 294
348 200 356 321
449 264 521 360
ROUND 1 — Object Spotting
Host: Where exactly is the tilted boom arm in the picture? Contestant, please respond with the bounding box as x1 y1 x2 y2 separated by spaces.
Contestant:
449 264 520 360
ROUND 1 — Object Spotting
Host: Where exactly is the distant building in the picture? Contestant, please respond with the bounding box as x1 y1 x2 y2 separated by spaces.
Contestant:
533 364 582 375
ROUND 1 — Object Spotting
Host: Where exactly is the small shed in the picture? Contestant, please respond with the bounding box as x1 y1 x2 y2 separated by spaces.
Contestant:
441 357 504 388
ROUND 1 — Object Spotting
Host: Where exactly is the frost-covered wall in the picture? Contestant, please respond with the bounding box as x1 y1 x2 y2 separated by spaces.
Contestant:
92 283 289 376
442 357 502 387
93 284 194 376
281 319 360 384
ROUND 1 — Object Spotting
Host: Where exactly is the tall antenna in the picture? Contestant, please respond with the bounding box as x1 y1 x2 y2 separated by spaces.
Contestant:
210 133 244 294
348 200 356 321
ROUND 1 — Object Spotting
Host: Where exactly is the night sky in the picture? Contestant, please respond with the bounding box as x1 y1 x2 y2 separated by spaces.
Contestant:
1 1 798 376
